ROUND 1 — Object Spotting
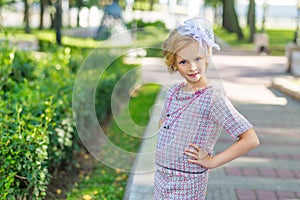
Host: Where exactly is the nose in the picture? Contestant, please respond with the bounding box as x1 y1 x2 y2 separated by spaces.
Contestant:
189 62 197 71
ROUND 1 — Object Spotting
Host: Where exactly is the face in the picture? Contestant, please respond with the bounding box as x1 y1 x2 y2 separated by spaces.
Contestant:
175 40 208 88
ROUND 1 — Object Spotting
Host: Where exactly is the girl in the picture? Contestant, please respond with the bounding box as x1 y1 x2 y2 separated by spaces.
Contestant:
154 17 260 199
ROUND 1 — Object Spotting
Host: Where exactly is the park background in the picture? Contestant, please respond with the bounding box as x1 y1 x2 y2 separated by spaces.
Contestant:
1 0 298 29
0 0 299 199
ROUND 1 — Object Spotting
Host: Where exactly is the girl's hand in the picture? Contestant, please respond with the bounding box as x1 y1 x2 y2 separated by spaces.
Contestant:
184 143 215 169
184 129 259 170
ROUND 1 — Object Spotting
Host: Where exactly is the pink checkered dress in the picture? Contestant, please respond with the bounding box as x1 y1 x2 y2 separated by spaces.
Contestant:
154 82 253 200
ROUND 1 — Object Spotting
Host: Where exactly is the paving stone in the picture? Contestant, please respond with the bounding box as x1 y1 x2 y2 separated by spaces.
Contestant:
224 167 243 176
241 168 260 177
258 168 278 178
277 191 297 200
257 190 277 200
236 189 256 200
276 169 296 179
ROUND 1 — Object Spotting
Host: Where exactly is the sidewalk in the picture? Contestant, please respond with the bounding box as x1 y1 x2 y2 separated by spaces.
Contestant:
124 54 300 200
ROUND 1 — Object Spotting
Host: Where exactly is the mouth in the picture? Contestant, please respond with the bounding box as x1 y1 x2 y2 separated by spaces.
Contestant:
188 72 199 78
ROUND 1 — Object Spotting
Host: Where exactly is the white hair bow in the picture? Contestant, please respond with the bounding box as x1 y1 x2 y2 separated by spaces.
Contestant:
177 18 220 51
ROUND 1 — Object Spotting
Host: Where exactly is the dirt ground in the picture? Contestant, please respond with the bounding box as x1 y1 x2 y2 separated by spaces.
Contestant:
45 150 97 200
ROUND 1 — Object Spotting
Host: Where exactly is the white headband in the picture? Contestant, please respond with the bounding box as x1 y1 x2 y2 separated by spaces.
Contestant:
177 17 220 51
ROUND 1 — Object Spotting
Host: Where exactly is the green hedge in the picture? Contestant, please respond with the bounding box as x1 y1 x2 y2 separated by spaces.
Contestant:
0 44 75 199
0 40 137 199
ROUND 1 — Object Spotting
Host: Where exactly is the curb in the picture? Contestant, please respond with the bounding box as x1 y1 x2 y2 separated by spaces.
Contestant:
271 77 300 101
123 88 167 200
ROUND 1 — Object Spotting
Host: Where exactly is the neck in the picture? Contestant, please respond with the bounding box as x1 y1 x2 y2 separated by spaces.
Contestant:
184 76 208 92
184 81 207 92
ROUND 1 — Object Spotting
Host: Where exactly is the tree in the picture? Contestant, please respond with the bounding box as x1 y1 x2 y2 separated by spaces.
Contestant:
24 0 30 33
222 0 244 40
0 0 2 26
54 0 62 45
247 0 256 42
39 0 46 29
204 0 222 25
149 0 155 10
261 1 268 32
205 0 244 40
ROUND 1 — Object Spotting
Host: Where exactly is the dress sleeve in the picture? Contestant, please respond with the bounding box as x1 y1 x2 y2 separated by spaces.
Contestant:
211 88 253 140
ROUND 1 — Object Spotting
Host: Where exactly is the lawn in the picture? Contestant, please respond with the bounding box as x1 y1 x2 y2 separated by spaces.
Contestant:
214 26 294 55
265 29 295 55
1 25 292 56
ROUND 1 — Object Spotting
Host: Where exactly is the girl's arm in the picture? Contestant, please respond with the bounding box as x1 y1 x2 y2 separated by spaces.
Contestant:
185 128 259 169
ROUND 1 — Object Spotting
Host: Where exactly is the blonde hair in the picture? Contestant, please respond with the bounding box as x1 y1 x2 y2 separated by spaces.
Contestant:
162 30 212 73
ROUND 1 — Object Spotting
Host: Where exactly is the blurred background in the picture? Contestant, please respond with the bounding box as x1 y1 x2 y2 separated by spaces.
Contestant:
1 0 299 200
0 0 297 43
0 0 297 29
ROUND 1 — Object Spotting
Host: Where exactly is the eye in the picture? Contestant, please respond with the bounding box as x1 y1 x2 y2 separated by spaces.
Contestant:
195 57 203 63
179 60 187 65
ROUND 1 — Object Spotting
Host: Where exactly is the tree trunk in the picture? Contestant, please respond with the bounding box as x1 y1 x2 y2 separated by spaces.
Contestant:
149 0 155 10
55 0 62 45
24 0 30 33
222 0 243 40
49 1 55 29
39 0 45 29
247 0 256 42
261 1 268 32
212 1 217 24
0 0 2 26
76 7 80 27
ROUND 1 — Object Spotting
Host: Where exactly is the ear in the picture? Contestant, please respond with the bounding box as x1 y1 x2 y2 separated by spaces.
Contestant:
172 65 178 71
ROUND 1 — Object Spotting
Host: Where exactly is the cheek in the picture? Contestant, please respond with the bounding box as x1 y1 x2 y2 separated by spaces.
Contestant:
177 66 185 74
177 66 188 76
197 63 206 72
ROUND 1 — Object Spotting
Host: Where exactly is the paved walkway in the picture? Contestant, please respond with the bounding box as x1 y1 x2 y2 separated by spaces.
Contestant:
124 54 300 200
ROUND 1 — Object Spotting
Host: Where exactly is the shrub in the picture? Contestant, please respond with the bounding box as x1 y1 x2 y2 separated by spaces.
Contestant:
0 90 52 199
0 45 76 199
0 39 138 199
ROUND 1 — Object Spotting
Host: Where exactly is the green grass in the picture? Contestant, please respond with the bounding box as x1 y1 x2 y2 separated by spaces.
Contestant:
214 26 252 47
265 29 294 55
214 26 294 55
66 83 161 200
0 27 36 41
0 26 168 50
1 25 294 56
133 27 168 47
0 27 101 48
